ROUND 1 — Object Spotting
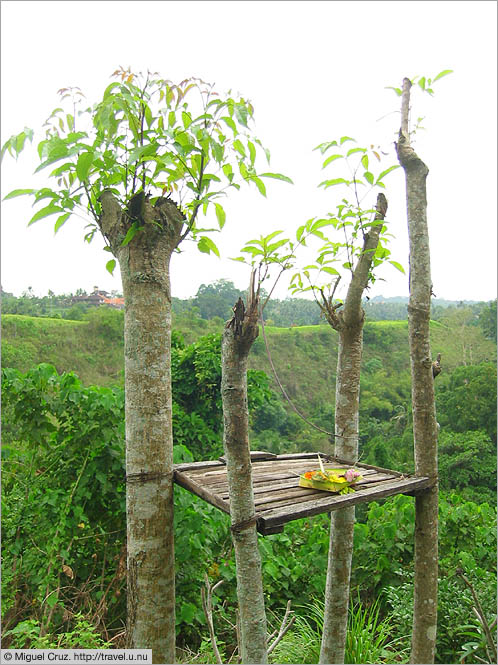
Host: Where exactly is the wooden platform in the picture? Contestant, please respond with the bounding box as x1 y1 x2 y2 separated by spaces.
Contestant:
173 452 433 535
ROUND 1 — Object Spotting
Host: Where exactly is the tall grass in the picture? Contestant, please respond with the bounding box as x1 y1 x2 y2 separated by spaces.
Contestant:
178 595 409 664
268 595 409 664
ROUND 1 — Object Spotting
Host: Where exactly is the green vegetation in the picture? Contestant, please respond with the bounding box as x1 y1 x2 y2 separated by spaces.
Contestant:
1 289 496 662
1 312 124 386
3 362 494 662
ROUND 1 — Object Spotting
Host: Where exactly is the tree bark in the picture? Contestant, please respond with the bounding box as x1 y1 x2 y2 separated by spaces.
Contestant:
319 194 387 664
221 281 268 664
396 77 439 664
99 192 185 664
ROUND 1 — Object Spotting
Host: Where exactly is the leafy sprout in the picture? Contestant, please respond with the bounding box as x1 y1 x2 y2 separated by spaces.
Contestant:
385 69 454 97
289 137 403 306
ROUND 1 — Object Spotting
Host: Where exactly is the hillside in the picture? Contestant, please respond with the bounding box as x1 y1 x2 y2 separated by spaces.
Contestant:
2 311 495 408
248 319 496 444
1 313 124 386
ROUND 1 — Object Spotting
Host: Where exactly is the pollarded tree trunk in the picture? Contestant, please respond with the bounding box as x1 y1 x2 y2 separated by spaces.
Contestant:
319 193 387 664
99 191 185 664
396 77 439 665
221 281 268 664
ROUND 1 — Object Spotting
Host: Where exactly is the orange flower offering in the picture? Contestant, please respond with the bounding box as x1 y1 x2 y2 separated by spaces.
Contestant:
299 456 362 494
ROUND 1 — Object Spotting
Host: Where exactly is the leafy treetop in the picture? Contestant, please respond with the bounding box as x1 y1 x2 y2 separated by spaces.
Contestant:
2 67 292 272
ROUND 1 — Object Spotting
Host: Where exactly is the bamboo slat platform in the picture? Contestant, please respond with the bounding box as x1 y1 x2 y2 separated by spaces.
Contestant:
173 452 433 535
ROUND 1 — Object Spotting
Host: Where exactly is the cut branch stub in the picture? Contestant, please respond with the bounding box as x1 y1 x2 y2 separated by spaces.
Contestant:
98 190 186 255
225 272 260 352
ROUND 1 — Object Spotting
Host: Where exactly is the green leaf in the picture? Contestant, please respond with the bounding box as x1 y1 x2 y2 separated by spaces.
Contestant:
14 131 32 156
3 188 36 201
418 76 426 91
241 245 264 257
34 148 71 173
28 204 63 226
322 154 343 168
144 104 153 128
433 69 453 82
106 259 116 275
233 139 246 157
313 140 338 153
103 82 121 99
76 151 93 182
259 172 293 184
248 140 256 165
346 147 366 157
234 103 249 127
120 223 143 247
211 141 224 163
263 230 284 243
376 164 400 183
385 86 402 96
311 218 335 232
34 188 58 204
319 178 347 188
389 260 405 274
128 143 159 164
214 203 226 229
46 594 58 608
197 236 220 257
363 171 374 185
266 239 288 255
238 160 249 179
361 154 369 170
375 245 390 259
221 116 237 134
222 163 233 181
1 128 34 160
320 266 340 276
54 212 71 233
340 136 355 145
182 111 192 128
251 176 266 197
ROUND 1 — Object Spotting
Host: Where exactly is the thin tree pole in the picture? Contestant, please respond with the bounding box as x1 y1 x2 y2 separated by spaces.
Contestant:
396 77 439 664
221 275 268 664
319 194 387 664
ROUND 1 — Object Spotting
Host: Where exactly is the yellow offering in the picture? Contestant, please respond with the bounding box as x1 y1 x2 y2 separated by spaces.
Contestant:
299 456 362 494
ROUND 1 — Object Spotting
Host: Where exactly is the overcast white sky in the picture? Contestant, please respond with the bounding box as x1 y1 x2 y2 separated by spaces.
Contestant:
1 1 496 302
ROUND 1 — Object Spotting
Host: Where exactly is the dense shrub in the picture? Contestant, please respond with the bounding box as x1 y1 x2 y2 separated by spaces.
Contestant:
2 364 127 644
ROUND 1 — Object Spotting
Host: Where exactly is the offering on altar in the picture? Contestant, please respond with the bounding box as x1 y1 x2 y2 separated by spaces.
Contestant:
299 456 362 494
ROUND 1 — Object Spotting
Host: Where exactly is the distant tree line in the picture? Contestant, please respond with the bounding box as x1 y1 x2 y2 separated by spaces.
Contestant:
2 282 496 339
0 287 124 321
